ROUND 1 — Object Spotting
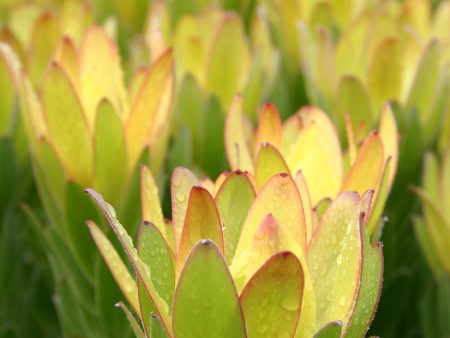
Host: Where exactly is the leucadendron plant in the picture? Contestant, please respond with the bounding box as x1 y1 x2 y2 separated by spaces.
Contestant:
298 0 450 146
140 3 278 178
411 143 450 338
87 160 384 337
225 96 398 240
1 23 173 337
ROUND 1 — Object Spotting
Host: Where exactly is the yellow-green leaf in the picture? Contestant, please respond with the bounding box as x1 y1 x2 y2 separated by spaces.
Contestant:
255 103 282 152
215 171 255 263
93 99 126 204
141 166 166 239
126 50 173 172
173 240 246 338
176 187 224 275
240 252 304 338
41 62 93 186
234 173 307 264
86 189 172 335
86 221 139 314
79 25 128 127
340 132 384 196
255 142 290 190
171 167 199 247
307 192 363 328
225 95 254 172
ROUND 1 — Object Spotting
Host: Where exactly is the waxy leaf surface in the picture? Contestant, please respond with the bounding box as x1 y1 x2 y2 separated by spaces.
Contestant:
173 240 246 338
240 252 304 338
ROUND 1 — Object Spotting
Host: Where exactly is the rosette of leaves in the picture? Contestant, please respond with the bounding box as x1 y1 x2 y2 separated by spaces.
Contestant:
225 97 398 240
1 23 173 337
298 0 450 147
86 161 385 337
138 3 278 178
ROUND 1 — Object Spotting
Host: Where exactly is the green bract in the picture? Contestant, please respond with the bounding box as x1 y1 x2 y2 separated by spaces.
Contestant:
88 160 385 337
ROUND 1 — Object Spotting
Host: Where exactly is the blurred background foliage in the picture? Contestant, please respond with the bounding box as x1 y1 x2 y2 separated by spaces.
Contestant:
0 0 449 337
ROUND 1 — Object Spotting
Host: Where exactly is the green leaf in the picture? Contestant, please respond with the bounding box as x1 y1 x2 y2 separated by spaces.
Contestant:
140 166 166 239
345 228 383 337
205 14 249 107
176 187 224 274
173 240 246 338
336 75 372 139
367 38 404 113
240 252 304 338
0 50 15 135
308 192 363 328
255 142 290 189
86 221 139 313
93 99 126 204
86 189 172 336
41 62 93 186
313 321 342 338
115 302 145 338
200 95 226 178
215 171 255 263
406 40 441 144
150 312 169 338
137 221 175 334
66 182 102 277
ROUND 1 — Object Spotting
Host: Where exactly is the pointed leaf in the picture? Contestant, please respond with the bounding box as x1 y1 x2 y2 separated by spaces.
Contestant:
42 62 93 186
336 75 372 141
255 103 282 151
379 104 398 187
173 240 246 337
115 302 145 338
345 228 383 338
255 142 290 189
86 221 139 313
240 252 304 338
176 187 224 274
137 222 175 334
141 166 166 239
340 132 384 196
126 50 173 171
171 167 199 247
86 189 172 335
80 26 128 127
308 192 363 328
215 171 256 263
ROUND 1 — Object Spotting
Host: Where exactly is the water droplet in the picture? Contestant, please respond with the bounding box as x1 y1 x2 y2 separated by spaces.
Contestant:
173 179 181 188
280 296 300 312
257 323 269 334
337 254 342 265
175 192 185 202
339 295 346 307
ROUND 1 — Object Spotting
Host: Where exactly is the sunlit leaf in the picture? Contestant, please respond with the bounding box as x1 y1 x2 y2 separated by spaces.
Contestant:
240 252 304 338
176 187 224 274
